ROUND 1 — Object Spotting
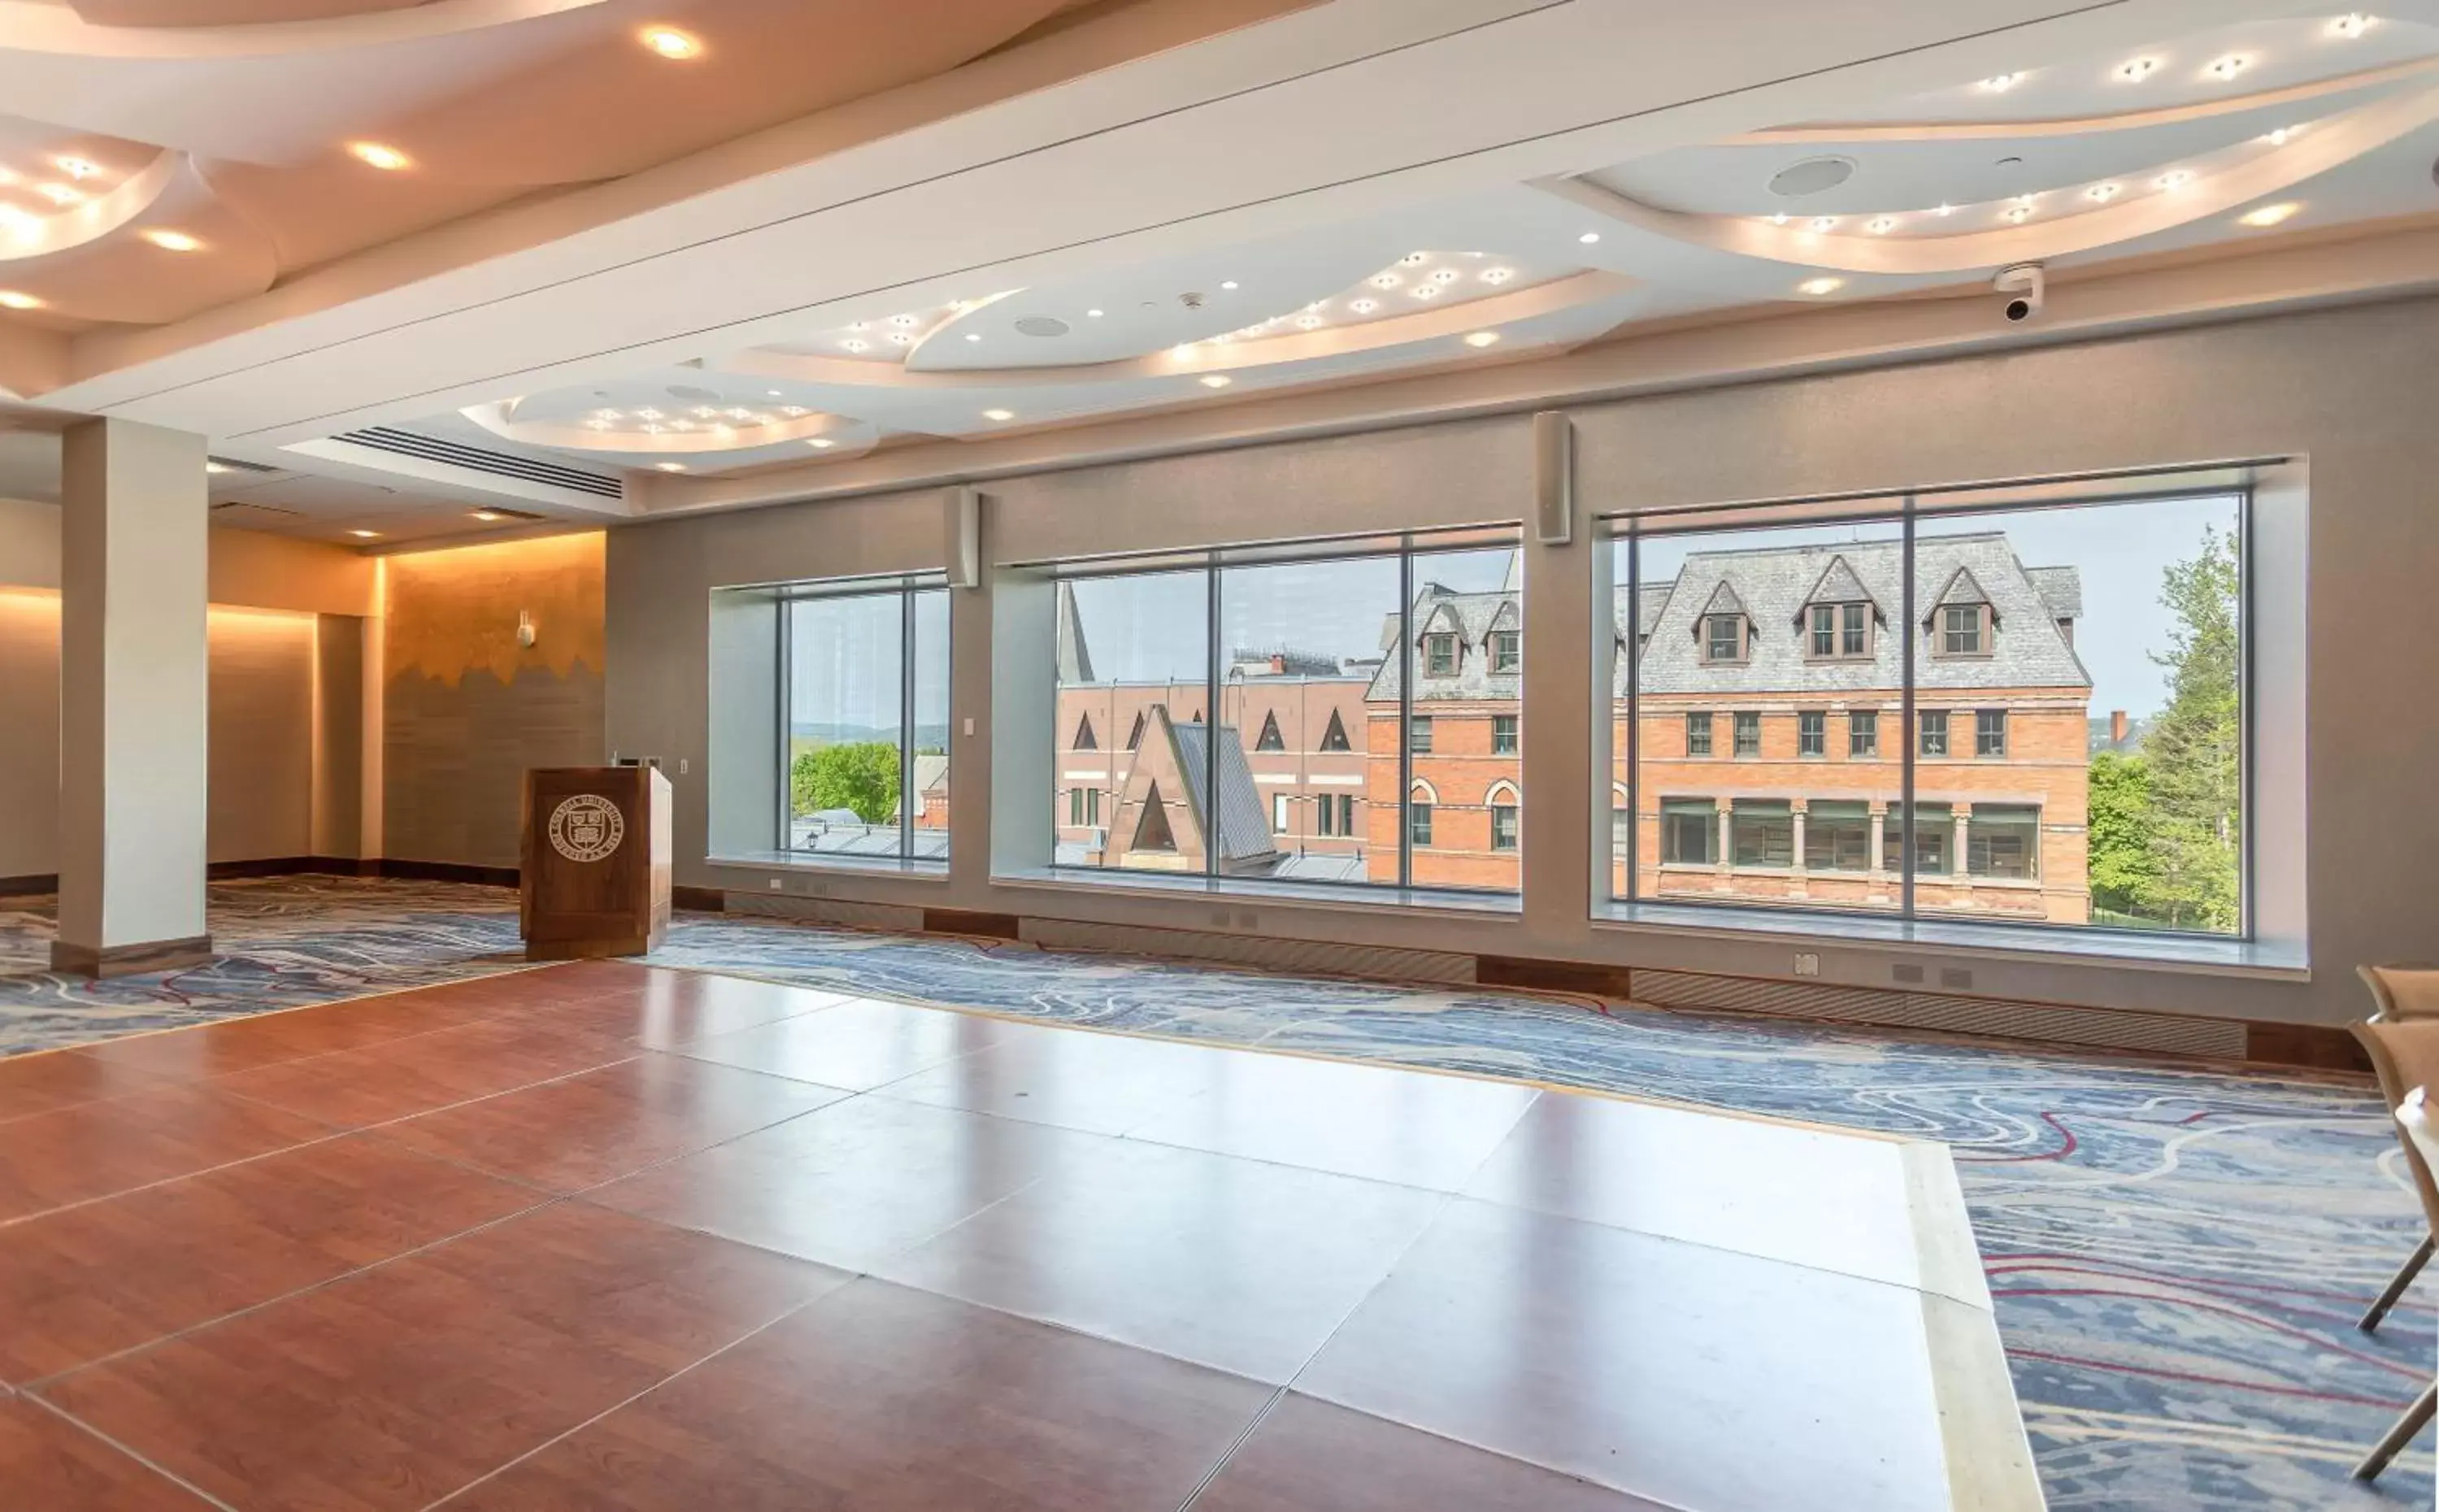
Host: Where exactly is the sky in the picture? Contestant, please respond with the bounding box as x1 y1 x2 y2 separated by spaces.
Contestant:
787 589 949 735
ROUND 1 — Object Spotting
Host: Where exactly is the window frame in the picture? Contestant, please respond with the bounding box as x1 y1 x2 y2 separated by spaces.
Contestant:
776 576 949 867
1733 710 1761 758
1491 712 1519 755
1975 708 2008 759
1489 628 1521 674
1490 802 1519 852
1918 709 1949 758
1798 710 1826 758
1685 710 1713 758
1702 614 1748 665
1848 709 1878 758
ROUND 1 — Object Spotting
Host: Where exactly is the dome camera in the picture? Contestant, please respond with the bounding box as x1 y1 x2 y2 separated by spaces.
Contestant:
1994 263 2046 323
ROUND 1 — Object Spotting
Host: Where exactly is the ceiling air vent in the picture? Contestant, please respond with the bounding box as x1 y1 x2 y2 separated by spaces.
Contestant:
206 455 280 475
209 498 301 516
331 427 625 501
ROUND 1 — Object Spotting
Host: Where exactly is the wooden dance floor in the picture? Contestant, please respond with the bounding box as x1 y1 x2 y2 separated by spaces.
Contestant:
0 961 2039 1511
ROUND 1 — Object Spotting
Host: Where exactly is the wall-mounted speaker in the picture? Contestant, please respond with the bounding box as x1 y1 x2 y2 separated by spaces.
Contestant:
946 484 981 588
1532 411 1572 546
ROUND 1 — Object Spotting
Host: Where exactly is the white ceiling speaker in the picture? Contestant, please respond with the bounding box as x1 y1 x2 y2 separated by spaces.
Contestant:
946 485 981 589
1767 157 1855 198
1533 411 1572 547
1013 316 1070 337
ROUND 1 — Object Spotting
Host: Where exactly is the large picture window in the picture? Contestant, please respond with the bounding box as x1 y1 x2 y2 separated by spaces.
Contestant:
782 577 950 862
1047 531 1519 894
1607 489 2246 936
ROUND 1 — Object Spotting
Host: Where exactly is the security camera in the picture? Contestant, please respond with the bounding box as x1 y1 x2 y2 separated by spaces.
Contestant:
1994 263 2046 323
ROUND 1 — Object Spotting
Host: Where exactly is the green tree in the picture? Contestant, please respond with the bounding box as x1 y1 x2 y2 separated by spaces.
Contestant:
2085 750 2160 919
2141 526 2243 931
791 741 901 824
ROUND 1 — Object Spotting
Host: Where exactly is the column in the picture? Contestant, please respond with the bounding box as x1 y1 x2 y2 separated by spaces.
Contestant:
1789 798 1808 898
54 418 211 977
1715 799 1733 878
1950 809 1972 909
1867 802 1889 904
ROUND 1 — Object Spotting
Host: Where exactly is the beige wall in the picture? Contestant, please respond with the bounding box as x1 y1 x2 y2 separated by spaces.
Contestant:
382 532 606 868
607 293 2439 1030
0 511 372 880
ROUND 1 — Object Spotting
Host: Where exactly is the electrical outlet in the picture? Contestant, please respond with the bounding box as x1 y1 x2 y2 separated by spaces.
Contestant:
1793 953 1819 977
1940 967 1974 990
1892 963 1926 984
678 758 689 775
767 877 783 890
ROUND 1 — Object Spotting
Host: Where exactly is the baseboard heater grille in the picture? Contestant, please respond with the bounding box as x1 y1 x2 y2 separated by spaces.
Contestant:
331 427 625 500
1629 969 2248 1059
1020 918 1475 986
724 893 927 934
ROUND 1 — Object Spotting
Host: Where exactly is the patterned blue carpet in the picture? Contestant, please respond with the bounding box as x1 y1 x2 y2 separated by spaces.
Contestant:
1 875 2427 1511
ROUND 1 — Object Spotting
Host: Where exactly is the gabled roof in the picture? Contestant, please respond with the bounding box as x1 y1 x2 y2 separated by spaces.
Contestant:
1055 581 1094 684
2027 565 2083 619
1698 580 1747 619
1365 587 1528 703
1798 555 1879 619
1929 565 1995 616
1169 719 1280 867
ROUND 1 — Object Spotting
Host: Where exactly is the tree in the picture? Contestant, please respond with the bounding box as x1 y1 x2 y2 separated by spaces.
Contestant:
2085 750 2160 920
791 741 900 824
2140 526 2243 931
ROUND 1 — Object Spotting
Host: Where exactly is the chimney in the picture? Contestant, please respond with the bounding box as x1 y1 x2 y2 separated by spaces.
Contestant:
1270 653 1285 674
2110 710 2128 745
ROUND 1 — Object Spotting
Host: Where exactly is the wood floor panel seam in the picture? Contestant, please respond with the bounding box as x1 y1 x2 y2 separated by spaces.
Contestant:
18 1386 248 1512
0 1124 359 1237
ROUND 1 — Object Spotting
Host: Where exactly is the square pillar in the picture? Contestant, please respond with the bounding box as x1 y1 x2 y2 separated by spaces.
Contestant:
53 418 211 977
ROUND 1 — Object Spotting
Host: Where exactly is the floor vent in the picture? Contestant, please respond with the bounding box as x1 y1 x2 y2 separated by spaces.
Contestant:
331 427 624 500
724 893 926 934
1631 968 2247 1059
1020 918 1476 986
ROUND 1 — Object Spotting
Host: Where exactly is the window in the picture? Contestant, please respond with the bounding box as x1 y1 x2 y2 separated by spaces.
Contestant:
1842 602 1869 656
1798 710 1825 758
1885 802 1950 876
1804 800 1871 871
1072 714 1097 751
1849 710 1878 758
1052 535 1516 896
1686 712 1713 757
1806 602 1869 659
1937 603 1987 656
1729 800 1793 868
1069 788 1085 827
1703 615 1745 663
1490 629 1520 673
1808 605 1837 658
783 580 949 863
1491 804 1518 851
1662 798 1715 864
1967 804 2040 880
1733 710 1760 758
1919 710 1949 758
1976 709 2007 758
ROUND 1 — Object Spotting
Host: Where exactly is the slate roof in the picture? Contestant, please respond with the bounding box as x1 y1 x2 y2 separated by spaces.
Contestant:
1365 585 1528 703
1624 533 2088 696
1170 719 1280 867
1055 581 1094 684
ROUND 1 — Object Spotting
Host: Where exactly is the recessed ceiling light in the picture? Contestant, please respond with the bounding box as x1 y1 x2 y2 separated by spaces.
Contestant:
2264 124 2300 146
1399 251 1429 267
1220 280 1239 290
767 389 782 398
889 313 919 327
1578 232 1601 244
348 141 411 171
1198 375 1233 389
0 290 40 310
2154 168 2195 191
639 25 702 59
1410 284 1443 299
982 408 1015 421
2204 54 2250 82
36 183 82 206
2115 56 2159 82
1808 216 1838 233
885 332 912 346
1294 314 1323 330
656 462 687 471
471 510 504 523
963 332 981 342
841 338 870 353
2239 201 2302 228
141 228 202 252
1463 331 1501 348
2003 204 2034 223
1476 266 1513 285
1768 212 1789 226
1349 298 1379 314
1796 276 1844 297
348 529 380 538
1867 216 1895 234
1978 73 2024 92
2332 13 2376 39
1085 308 1104 318
1934 202 1954 217
204 460 230 474
1369 273 1401 289
53 156 99 180
807 438 835 449
1429 268 1460 284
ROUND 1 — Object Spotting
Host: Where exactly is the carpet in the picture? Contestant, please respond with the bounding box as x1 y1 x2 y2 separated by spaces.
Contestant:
1 875 2426 1511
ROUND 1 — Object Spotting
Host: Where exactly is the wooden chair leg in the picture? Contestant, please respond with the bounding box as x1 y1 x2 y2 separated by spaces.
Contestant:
2355 1383 2438 1480
2361 1233 2435 1333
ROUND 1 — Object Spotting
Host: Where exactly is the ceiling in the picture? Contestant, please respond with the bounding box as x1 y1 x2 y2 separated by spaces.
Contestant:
2 0 2436 547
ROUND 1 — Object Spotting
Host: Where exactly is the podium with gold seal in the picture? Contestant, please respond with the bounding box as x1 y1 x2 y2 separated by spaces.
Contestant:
520 766 672 960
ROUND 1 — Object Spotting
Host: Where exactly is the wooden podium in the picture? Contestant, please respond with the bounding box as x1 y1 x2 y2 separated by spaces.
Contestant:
520 766 672 961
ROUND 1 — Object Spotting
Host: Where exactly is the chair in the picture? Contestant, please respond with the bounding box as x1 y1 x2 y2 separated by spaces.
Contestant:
2355 967 2439 1333
2348 1023 2439 1481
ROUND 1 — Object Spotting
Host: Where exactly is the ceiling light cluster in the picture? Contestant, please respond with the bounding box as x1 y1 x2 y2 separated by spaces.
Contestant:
2332 13 2376 38
2204 54 2251 82
1978 73 2024 93
2115 56 2159 83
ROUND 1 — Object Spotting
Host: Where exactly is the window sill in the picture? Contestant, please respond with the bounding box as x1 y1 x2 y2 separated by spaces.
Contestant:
993 865 1522 918
1591 899 2306 979
708 852 951 882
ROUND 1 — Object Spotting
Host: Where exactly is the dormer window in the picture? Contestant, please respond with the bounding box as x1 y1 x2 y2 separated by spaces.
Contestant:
1424 632 1459 675
1702 615 1748 664
1489 629 1520 673
1939 603 1989 656
1808 603 1871 659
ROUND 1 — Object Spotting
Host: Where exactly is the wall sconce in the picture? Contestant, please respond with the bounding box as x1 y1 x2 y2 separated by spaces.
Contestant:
517 610 537 648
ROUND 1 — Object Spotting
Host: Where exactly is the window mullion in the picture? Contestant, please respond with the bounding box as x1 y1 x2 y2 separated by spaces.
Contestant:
1206 560 1221 880
900 589 917 862
1900 500 1917 919
1398 546 1414 890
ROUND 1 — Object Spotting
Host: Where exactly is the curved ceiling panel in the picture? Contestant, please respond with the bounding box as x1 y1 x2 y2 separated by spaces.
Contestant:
0 158 277 320
68 1 433 24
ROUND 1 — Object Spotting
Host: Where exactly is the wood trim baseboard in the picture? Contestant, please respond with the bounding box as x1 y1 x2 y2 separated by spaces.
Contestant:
369 858 520 888
924 908 1022 941
50 935 215 979
672 884 727 913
